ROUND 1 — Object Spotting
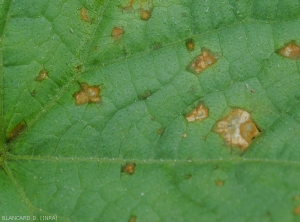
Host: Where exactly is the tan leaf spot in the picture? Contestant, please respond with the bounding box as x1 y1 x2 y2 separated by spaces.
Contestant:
35 69 48 82
186 103 209 122
122 163 136 175
74 83 101 105
279 43 300 60
215 109 260 151
80 8 90 22
140 10 151 21
111 27 124 39
188 49 217 74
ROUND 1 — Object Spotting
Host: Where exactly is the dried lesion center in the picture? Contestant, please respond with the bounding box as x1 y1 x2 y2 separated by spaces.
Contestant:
215 109 260 151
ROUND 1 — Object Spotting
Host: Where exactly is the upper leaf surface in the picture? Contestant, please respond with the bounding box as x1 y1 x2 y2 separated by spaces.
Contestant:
1 0 300 221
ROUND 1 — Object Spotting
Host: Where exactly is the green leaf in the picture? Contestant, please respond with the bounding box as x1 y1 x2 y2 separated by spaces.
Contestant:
1 0 300 221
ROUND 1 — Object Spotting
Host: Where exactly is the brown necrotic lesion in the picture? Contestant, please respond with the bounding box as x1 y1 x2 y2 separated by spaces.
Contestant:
35 69 48 82
188 49 217 74
80 8 90 22
215 109 260 151
278 43 300 60
74 83 101 105
185 103 209 122
7 121 27 142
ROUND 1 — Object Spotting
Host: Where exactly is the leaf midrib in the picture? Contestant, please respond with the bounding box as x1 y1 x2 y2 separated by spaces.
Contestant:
6 153 300 167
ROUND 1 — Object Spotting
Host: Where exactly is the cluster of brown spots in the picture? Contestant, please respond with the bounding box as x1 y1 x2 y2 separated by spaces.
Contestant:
215 179 224 186
188 49 217 74
111 27 124 39
215 109 260 151
122 163 136 175
186 39 195 51
35 69 48 82
7 121 27 142
185 103 209 122
279 43 300 60
74 83 101 105
140 9 151 21
294 205 300 215
80 8 90 22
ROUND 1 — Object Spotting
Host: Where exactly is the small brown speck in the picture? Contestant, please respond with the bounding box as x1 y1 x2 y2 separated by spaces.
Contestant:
122 163 136 175
215 179 224 186
30 90 36 97
111 27 124 39
185 174 192 179
157 128 164 135
36 69 48 82
128 215 137 222
186 39 195 51
140 10 151 21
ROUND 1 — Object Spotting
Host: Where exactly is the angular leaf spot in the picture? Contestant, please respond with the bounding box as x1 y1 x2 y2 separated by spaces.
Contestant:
186 103 208 122
188 49 217 74
74 83 101 105
185 39 195 51
121 163 136 175
279 43 300 60
111 27 124 39
182 133 188 138
294 205 300 215
215 109 260 151
7 121 27 142
140 10 151 21
80 8 90 22
35 69 48 82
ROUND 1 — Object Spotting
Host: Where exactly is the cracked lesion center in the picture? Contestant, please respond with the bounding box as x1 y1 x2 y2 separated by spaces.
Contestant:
215 109 260 151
